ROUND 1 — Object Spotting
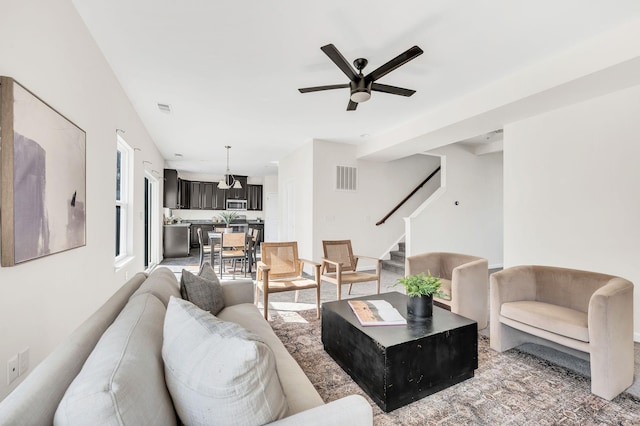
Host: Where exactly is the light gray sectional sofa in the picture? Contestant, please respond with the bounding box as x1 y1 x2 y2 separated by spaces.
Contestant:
0 267 372 425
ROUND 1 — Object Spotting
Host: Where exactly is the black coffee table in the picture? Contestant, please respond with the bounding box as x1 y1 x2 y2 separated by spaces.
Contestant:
321 292 477 412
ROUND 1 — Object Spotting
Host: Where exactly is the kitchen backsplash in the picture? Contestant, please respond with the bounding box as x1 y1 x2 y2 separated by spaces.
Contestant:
168 209 263 222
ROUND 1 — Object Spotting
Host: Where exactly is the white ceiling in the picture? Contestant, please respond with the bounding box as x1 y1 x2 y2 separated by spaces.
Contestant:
71 0 640 176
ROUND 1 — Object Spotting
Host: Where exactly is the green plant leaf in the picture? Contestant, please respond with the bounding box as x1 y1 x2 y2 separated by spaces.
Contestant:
394 271 444 298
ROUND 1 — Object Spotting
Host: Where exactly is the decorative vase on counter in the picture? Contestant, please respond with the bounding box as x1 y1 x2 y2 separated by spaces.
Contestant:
407 294 433 318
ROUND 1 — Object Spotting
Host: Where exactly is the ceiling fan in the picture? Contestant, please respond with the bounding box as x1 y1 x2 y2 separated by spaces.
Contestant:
299 44 423 111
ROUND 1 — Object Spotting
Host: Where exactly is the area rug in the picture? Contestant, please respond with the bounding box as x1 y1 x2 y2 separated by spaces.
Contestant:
270 309 640 425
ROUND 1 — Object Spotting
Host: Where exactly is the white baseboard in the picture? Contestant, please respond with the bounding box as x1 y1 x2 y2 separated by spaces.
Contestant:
489 263 504 270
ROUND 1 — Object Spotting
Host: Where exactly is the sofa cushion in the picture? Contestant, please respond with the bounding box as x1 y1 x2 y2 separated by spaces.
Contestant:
130 267 180 306
54 293 176 426
162 297 288 426
501 301 589 342
180 263 224 315
435 278 452 302
217 303 325 415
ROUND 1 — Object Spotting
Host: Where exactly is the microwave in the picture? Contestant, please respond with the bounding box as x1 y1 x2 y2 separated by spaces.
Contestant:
226 199 247 211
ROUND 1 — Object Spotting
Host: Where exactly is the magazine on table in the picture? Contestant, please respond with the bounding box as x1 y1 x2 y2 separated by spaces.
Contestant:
348 300 407 326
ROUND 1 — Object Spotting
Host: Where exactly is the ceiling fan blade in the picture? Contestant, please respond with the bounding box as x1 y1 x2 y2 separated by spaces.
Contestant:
298 84 349 93
347 100 358 111
321 44 359 82
371 83 416 97
365 45 423 82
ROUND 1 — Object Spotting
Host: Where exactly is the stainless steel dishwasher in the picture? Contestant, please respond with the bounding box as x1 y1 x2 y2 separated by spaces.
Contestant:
163 223 191 257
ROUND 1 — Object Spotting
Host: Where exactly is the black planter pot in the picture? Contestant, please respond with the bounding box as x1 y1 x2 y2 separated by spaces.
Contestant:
407 294 433 318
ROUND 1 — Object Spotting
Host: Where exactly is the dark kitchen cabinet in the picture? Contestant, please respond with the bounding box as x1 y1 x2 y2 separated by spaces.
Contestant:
163 169 179 208
187 181 225 210
212 184 226 210
202 182 215 210
226 175 248 200
189 181 202 209
178 179 190 209
247 184 263 211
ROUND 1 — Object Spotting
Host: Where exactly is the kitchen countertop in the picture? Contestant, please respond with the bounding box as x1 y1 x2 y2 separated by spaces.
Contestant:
183 220 264 225
164 222 191 227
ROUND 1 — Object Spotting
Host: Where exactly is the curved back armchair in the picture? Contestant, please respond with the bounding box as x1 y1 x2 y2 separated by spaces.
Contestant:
490 265 634 400
406 252 488 329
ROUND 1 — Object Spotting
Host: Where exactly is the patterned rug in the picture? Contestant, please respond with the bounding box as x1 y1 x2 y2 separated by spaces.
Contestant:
270 309 640 425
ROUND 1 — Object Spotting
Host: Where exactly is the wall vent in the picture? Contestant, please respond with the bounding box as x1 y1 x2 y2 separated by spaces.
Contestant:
336 165 357 191
157 103 171 113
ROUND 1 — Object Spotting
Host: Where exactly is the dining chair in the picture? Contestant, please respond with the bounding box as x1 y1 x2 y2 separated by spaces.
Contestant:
196 227 211 270
219 232 248 278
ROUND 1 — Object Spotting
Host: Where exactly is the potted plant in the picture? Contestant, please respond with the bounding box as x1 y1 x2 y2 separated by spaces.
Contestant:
395 272 444 319
216 211 238 233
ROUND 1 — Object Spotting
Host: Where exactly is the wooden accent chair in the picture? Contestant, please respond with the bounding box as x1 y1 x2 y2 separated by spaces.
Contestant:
256 242 321 320
321 240 381 300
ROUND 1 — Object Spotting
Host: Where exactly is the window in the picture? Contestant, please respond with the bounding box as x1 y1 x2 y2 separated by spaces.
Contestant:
144 172 160 270
115 136 133 264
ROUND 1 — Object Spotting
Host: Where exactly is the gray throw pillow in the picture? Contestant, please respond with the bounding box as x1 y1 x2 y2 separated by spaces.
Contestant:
180 265 225 315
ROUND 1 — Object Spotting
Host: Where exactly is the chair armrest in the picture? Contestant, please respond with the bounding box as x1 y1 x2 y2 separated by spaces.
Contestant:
220 279 254 306
451 258 488 327
353 255 381 263
588 277 634 346
257 261 270 272
268 395 372 426
299 258 320 267
321 257 344 275
321 258 342 267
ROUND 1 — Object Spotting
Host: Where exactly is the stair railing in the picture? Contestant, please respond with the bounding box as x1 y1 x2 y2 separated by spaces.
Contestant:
376 166 441 226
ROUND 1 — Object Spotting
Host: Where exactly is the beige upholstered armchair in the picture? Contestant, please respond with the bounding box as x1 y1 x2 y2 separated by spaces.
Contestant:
490 265 634 400
405 252 489 329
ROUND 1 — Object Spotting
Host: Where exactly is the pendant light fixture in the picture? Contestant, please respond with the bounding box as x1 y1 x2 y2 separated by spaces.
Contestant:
218 146 242 190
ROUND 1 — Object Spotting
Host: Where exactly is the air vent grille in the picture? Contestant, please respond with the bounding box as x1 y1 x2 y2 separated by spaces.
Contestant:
157 103 171 113
336 165 357 191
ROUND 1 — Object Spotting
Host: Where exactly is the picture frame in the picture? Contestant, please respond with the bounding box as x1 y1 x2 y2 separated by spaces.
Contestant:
1 76 86 266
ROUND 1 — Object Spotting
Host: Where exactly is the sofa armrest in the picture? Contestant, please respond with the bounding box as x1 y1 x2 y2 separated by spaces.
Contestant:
268 395 372 426
588 277 634 399
220 279 254 306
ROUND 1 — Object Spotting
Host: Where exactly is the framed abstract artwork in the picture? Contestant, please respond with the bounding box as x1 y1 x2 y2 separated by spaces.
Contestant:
1 76 86 266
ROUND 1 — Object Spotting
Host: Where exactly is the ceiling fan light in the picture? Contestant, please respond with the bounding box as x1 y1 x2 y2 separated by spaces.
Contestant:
218 179 229 189
232 180 242 189
350 91 371 103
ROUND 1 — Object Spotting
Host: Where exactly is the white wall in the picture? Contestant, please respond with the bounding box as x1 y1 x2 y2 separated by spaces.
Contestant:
407 144 504 266
504 84 640 339
277 139 440 266
0 0 165 399
278 141 314 258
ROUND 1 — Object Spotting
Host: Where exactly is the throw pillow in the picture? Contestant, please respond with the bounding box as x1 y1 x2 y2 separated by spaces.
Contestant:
180 264 224 315
162 297 288 426
54 294 176 425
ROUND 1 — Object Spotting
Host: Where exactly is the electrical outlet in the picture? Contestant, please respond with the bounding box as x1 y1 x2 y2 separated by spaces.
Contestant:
18 348 29 376
7 356 18 384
